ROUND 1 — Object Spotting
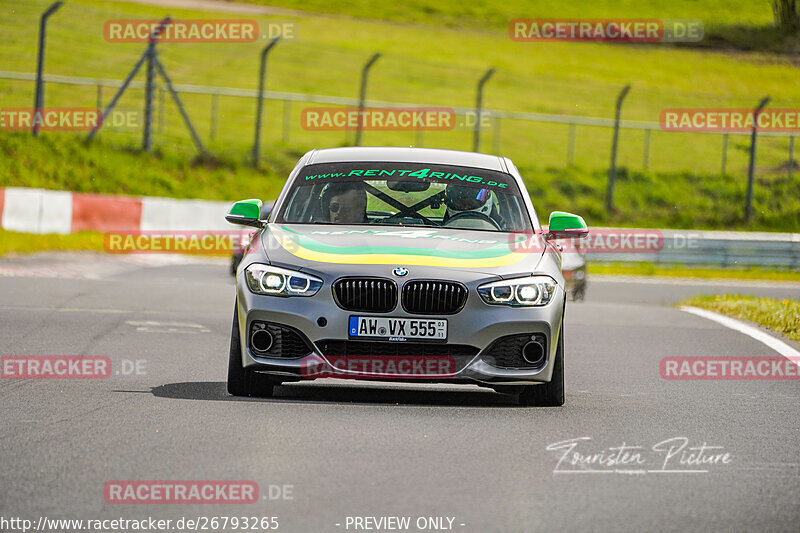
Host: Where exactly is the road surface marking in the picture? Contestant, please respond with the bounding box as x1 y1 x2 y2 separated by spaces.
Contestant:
680 306 800 365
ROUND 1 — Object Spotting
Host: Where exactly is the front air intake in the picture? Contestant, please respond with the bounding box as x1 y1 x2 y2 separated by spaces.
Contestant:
249 321 313 358
482 333 548 369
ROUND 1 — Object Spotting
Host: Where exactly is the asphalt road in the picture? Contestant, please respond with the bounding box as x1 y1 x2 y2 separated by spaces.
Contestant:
1 253 798 532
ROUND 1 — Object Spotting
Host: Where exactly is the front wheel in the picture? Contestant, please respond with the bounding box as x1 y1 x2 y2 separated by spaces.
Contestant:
518 324 564 407
227 305 275 398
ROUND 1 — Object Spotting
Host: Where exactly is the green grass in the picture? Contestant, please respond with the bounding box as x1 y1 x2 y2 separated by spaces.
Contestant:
592 262 800 282
3 1 799 130
3 132 799 231
1 0 799 231
0 227 235 256
241 0 775 26
517 165 800 231
0 132 290 201
239 0 800 53
0 228 106 255
681 294 800 342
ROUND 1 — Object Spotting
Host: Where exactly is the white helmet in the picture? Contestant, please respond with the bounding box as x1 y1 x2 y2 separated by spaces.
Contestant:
444 185 493 216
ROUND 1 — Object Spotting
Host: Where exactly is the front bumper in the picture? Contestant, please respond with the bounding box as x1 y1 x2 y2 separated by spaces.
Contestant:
235 274 565 386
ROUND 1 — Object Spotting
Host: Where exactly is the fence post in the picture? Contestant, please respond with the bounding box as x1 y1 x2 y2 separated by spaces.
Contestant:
473 68 495 152
142 43 156 151
252 37 281 165
606 84 631 213
32 1 63 137
141 19 172 151
746 96 770 221
721 133 728 175
355 52 381 147
643 129 650 169
158 87 165 133
493 115 501 154
210 92 218 141
282 99 291 145
153 56 205 154
567 122 576 166
85 21 169 144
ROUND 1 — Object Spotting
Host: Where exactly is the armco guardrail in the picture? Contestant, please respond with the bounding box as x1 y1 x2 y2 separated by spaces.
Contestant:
586 228 800 269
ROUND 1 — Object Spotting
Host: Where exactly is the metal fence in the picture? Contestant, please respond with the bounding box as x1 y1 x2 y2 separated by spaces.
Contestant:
3 69 798 182
6 0 800 229
588 229 800 269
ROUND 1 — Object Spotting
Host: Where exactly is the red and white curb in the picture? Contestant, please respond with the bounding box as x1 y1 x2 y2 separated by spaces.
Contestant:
0 187 236 234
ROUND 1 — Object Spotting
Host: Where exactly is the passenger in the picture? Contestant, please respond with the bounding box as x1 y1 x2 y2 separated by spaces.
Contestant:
321 182 368 224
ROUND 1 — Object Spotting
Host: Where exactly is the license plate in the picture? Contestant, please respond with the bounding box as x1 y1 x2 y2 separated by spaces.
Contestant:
349 316 447 341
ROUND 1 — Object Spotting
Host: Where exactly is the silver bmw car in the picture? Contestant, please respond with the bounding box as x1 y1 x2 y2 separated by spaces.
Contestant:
225 147 588 406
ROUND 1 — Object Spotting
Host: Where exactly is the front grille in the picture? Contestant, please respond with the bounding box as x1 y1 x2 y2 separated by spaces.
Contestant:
317 340 478 358
482 333 547 369
401 280 468 315
249 322 313 359
333 277 397 313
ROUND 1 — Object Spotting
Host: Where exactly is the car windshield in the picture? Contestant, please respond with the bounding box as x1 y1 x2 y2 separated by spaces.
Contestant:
275 162 533 233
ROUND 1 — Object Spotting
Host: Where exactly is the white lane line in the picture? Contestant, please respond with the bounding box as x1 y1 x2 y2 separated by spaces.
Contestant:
125 320 210 333
680 306 800 365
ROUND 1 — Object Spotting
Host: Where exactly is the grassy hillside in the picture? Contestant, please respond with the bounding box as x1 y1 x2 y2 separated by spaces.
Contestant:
1 0 798 231
240 0 772 26
3 132 798 232
0 132 291 201
239 0 798 53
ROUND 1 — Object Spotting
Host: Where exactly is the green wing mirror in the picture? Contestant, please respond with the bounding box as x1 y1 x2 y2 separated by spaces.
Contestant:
226 199 264 228
546 211 589 239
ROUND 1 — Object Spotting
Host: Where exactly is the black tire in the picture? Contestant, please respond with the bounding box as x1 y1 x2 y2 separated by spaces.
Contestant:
227 305 274 398
519 324 564 407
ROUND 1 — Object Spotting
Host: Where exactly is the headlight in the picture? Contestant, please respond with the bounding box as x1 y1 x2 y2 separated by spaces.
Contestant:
477 275 557 307
245 263 323 297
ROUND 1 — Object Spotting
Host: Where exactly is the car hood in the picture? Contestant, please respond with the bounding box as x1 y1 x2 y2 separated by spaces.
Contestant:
255 223 548 279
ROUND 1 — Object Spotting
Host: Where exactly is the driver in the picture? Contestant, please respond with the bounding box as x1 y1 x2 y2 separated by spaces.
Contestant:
443 184 494 220
320 181 368 224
